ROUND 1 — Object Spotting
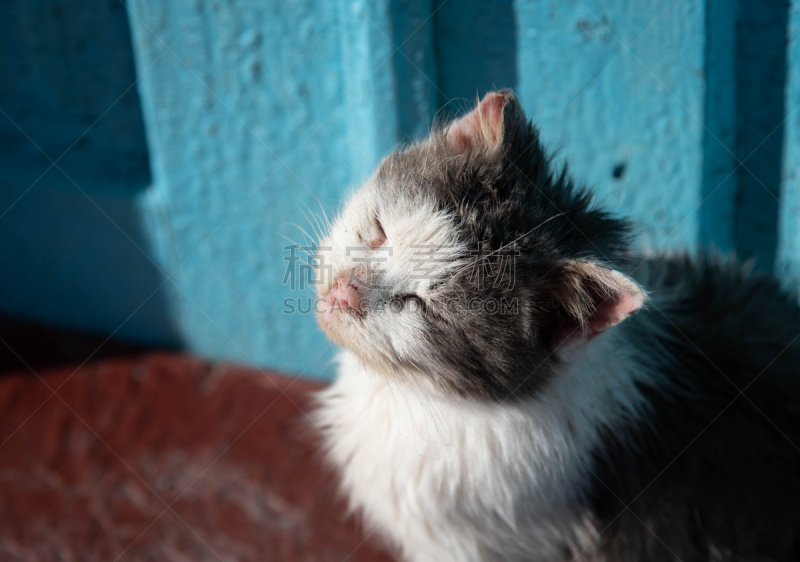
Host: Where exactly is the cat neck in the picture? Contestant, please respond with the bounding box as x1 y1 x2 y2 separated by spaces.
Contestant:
340 323 651 428
324 325 652 503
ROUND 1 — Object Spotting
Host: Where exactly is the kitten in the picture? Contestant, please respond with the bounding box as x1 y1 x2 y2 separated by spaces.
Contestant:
312 90 800 562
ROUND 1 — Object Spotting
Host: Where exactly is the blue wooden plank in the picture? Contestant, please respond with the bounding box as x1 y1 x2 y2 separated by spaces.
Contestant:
700 0 738 254
777 0 800 284
127 0 424 378
338 0 402 180
734 0 788 270
391 0 438 141
434 0 517 111
515 0 738 253
0 0 178 344
0 177 181 345
338 0 437 167
0 0 151 192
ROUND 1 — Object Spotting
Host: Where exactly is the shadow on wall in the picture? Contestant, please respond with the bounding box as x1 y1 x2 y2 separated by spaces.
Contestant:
734 0 788 270
434 0 517 118
391 0 517 142
433 0 517 111
690 0 790 271
0 0 181 346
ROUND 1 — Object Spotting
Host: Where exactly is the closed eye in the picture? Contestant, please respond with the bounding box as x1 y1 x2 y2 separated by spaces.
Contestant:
394 293 427 313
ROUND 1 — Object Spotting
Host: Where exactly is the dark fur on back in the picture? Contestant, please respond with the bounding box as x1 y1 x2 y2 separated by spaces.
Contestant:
589 256 800 561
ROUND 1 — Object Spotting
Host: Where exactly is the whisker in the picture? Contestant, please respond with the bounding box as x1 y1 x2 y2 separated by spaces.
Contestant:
444 213 568 283
286 222 319 247
271 231 315 257
296 201 324 241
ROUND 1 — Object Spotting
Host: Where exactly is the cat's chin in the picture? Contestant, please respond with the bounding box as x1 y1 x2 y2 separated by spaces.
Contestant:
335 349 444 392
315 293 353 338
316 322 416 379
316 310 363 354
316 311 345 343
317 308 337 328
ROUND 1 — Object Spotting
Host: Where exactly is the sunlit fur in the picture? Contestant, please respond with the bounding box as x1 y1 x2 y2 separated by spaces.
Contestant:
313 91 800 561
316 332 654 561
316 176 468 384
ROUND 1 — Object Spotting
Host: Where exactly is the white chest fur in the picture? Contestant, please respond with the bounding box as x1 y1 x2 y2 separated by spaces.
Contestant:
314 337 648 562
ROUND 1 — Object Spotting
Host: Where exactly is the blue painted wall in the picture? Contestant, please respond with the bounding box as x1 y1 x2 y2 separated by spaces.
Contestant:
0 0 796 379
0 0 179 347
778 0 800 283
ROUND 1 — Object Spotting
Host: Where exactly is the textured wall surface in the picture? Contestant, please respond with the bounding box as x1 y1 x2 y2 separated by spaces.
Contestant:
126 0 354 377
0 0 178 345
517 0 736 252
736 0 788 269
0 0 796 379
778 0 800 283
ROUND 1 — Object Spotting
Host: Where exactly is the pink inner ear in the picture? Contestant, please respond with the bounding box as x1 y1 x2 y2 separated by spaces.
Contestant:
447 121 474 154
447 92 509 153
555 285 645 350
481 92 507 125
588 291 643 336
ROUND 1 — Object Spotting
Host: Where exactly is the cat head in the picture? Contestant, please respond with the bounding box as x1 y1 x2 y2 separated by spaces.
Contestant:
315 90 644 400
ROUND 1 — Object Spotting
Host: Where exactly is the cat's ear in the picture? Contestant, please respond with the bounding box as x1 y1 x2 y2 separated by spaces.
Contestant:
549 261 646 349
446 90 519 154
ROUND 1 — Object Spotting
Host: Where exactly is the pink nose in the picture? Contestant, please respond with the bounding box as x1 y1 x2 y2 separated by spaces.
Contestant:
327 276 362 312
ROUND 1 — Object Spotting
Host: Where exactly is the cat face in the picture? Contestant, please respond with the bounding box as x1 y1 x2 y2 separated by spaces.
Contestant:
315 90 644 400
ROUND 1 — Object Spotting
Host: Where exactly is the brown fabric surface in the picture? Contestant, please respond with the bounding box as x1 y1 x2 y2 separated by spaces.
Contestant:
0 352 393 562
